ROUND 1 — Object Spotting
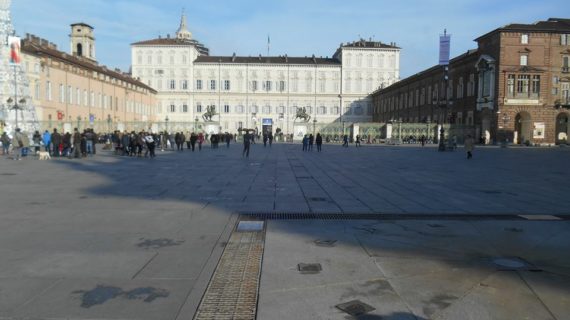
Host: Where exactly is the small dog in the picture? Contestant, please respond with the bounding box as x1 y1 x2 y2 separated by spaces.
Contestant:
38 151 51 160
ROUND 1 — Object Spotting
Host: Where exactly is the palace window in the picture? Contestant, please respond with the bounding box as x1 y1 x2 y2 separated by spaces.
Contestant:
196 104 202 113
170 80 176 90
170 104 176 113
561 34 570 45
181 80 188 90
520 55 528 66
279 81 286 92
251 80 258 91
507 74 516 97
224 105 230 113
182 104 188 113
59 84 64 103
521 34 529 44
236 105 244 113
210 80 216 91
196 80 202 90
224 80 231 91
263 106 271 114
264 81 272 91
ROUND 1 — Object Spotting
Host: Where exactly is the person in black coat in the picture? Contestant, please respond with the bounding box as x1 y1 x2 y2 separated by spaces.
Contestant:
316 133 323 152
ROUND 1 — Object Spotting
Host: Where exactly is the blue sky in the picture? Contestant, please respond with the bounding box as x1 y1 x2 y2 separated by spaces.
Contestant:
11 0 567 78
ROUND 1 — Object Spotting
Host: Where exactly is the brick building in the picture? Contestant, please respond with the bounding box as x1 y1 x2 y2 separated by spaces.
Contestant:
373 18 570 145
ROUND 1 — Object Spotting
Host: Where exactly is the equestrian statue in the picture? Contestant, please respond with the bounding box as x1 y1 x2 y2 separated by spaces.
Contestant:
202 105 218 122
294 107 311 123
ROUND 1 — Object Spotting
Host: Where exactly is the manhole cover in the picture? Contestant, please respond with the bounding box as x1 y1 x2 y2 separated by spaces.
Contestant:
492 257 539 271
314 240 337 247
298 263 322 274
309 197 328 202
335 300 375 316
237 221 264 232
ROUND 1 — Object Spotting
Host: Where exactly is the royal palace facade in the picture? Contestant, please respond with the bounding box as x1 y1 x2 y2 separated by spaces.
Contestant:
131 13 401 137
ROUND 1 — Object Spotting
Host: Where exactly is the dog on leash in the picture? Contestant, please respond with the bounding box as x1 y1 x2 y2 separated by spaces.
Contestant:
38 151 51 160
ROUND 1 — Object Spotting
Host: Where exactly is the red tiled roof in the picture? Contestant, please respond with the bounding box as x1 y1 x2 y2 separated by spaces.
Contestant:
22 40 156 93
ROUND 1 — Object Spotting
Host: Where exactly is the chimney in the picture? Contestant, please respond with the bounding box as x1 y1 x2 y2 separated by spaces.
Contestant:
232 52 236 62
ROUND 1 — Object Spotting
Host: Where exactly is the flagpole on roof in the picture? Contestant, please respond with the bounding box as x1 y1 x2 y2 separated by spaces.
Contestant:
267 34 270 57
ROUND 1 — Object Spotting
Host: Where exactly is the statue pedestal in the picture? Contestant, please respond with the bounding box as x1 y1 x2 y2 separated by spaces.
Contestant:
293 123 308 141
204 122 220 134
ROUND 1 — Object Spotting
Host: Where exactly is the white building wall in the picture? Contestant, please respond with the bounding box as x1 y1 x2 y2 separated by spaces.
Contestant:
132 41 400 134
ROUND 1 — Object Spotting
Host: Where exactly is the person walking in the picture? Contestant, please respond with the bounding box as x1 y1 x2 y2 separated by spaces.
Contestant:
144 132 156 158
51 129 62 157
302 135 309 151
465 135 475 159
225 132 231 149
32 131 42 154
42 130 51 154
13 128 24 160
190 132 197 152
72 128 82 158
198 132 204 151
308 134 314 151
342 134 349 147
268 132 273 147
316 133 323 152
1 132 10 156
242 130 252 158
355 135 361 147
263 133 268 147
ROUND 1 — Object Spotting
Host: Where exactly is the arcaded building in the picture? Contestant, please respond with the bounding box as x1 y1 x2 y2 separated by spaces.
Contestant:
372 18 570 145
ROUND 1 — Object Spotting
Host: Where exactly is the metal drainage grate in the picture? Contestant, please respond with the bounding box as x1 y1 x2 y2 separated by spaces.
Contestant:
240 212 529 221
519 215 563 221
298 263 322 274
492 257 541 271
236 221 265 232
314 240 337 247
335 300 376 317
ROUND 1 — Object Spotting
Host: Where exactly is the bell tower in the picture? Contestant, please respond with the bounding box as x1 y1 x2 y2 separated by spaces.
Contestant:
70 23 96 62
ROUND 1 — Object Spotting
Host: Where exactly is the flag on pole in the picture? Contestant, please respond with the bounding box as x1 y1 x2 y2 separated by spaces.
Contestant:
267 35 271 56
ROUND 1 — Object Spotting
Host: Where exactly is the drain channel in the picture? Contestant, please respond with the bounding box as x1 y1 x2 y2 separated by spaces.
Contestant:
193 220 265 320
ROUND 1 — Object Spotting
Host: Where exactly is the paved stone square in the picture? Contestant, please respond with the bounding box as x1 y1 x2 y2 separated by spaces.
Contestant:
0 143 568 319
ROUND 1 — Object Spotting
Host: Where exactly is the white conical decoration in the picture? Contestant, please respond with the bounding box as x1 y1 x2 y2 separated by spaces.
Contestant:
0 0 39 134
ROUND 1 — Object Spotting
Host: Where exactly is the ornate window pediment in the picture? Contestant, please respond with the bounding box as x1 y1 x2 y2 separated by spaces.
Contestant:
518 48 532 54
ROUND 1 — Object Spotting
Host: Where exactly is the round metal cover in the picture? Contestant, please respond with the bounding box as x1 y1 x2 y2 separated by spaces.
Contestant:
493 258 527 269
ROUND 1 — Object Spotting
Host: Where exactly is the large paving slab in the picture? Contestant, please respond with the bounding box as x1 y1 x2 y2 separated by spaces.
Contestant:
258 219 570 320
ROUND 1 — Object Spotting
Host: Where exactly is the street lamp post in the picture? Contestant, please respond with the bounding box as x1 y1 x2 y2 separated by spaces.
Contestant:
165 116 169 133
194 116 199 132
426 119 431 142
313 119 317 136
6 97 26 130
